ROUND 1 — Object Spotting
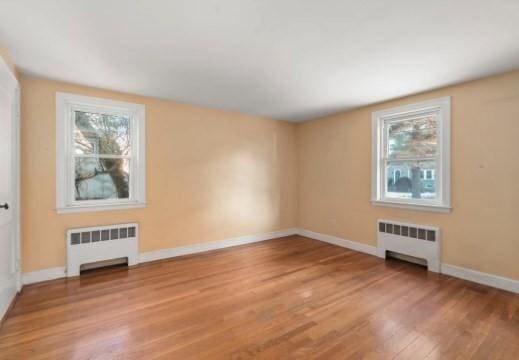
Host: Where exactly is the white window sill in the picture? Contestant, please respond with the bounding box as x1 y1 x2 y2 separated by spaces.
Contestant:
56 202 146 214
371 200 451 213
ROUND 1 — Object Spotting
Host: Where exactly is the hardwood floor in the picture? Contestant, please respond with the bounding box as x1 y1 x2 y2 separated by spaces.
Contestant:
0 235 517 359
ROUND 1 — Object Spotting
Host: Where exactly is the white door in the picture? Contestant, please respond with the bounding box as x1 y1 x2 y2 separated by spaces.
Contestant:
0 58 20 319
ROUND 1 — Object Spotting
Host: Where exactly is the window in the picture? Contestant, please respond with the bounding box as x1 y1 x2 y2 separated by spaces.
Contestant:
56 93 146 213
371 97 450 212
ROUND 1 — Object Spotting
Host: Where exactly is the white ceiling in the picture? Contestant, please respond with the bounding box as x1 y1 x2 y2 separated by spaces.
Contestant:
1 1 519 121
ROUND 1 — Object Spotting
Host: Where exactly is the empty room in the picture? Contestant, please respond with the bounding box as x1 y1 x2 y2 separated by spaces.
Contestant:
0 1 518 359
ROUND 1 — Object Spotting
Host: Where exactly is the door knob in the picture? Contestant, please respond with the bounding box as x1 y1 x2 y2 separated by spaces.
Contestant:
0 203 9 210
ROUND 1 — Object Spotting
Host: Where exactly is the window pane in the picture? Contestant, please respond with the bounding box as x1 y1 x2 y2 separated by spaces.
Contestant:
74 111 131 155
386 160 436 200
387 115 437 159
75 157 130 200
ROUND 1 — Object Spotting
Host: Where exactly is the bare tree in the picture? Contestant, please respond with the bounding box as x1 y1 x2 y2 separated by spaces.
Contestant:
74 112 130 199
388 117 437 199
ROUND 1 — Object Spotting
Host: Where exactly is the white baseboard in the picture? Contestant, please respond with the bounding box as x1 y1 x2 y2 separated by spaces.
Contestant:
441 263 519 294
296 228 378 256
297 228 518 294
22 267 66 285
21 228 518 294
139 228 298 263
22 228 298 285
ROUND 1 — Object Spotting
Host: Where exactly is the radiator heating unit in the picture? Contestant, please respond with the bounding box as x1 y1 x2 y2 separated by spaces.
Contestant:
377 219 440 272
66 223 139 276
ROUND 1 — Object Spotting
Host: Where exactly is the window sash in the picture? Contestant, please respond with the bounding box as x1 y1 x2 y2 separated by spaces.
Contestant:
73 110 132 156
74 154 131 160
371 97 450 211
56 92 146 213
381 158 439 202
71 102 135 118
71 155 135 206
382 156 437 162
381 115 441 203
383 115 438 161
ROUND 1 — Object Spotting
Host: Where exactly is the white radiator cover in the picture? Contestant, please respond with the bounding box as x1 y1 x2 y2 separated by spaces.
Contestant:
66 223 139 277
377 219 440 272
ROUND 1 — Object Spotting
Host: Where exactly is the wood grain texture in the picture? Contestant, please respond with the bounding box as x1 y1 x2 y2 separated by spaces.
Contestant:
1 235 518 359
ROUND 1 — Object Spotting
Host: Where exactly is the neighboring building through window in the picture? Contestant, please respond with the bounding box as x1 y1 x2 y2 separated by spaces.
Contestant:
56 93 146 213
371 97 451 212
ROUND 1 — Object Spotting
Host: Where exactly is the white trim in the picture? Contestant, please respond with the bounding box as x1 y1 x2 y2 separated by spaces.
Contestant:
14 88 21 292
139 228 298 263
22 228 298 284
1 63 23 292
371 97 451 212
55 92 146 214
0 58 22 322
22 267 67 285
296 228 378 256
57 202 146 214
21 229 519 294
371 200 451 213
297 228 518 294
441 263 519 294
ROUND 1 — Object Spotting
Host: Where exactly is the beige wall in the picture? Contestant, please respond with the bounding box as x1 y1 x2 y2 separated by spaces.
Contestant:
298 70 519 280
20 70 519 280
21 76 298 272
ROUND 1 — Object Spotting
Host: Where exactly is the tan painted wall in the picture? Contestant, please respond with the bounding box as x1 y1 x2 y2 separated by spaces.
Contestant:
20 69 519 280
297 70 519 280
21 76 298 272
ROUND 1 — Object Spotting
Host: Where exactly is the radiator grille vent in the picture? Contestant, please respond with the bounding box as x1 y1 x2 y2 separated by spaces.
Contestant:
70 225 137 245
378 221 436 242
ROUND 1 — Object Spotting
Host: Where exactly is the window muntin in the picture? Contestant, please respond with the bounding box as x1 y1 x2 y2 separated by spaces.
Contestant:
56 93 145 213
372 97 450 212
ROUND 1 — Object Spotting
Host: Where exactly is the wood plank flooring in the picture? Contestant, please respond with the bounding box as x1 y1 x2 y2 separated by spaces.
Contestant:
0 235 518 359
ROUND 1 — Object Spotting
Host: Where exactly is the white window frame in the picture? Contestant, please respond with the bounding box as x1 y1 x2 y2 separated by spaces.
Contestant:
371 97 451 213
56 92 146 214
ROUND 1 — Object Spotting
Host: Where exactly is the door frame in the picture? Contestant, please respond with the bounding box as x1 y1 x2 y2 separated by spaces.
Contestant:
0 57 21 291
